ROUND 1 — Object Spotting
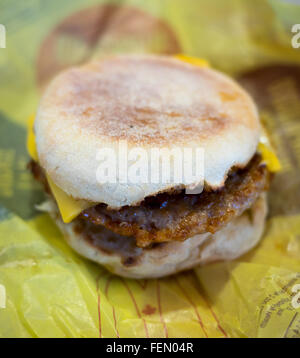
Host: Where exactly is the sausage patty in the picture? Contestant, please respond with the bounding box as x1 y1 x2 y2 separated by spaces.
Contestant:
80 154 270 247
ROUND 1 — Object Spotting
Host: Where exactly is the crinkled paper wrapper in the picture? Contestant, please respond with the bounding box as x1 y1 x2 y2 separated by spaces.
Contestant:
0 0 300 337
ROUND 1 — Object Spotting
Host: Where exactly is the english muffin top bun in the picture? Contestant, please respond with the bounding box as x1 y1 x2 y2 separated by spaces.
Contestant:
30 54 272 278
35 55 260 208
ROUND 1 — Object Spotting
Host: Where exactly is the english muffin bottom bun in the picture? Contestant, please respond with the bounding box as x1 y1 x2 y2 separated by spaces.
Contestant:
30 54 273 279
43 194 267 279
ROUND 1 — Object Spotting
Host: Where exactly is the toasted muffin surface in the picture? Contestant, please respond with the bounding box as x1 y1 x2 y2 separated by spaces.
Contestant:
35 55 261 207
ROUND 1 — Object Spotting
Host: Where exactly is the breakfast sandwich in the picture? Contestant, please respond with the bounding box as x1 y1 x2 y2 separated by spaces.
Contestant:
28 55 279 278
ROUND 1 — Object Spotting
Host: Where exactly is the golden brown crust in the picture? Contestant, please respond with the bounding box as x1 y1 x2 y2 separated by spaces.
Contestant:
40 55 258 146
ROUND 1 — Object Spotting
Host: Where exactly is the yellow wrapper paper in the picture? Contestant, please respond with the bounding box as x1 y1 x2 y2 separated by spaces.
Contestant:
0 0 300 337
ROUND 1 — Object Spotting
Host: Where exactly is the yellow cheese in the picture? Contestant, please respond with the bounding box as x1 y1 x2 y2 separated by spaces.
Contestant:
27 116 92 223
27 114 38 162
46 175 92 223
258 133 281 173
174 54 210 68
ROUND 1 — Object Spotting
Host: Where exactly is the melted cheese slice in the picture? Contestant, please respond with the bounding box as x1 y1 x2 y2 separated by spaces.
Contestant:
27 55 280 223
46 176 92 223
174 54 210 67
27 114 38 162
257 131 281 172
